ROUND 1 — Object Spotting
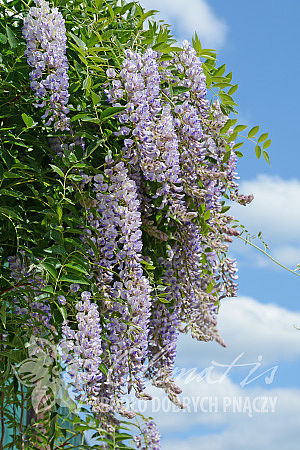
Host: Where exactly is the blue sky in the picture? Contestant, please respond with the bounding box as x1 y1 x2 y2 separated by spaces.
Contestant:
137 1 300 448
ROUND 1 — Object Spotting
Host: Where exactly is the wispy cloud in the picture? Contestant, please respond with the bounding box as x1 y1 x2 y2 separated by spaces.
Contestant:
230 174 300 269
162 384 300 449
136 297 300 449
232 175 300 243
176 296 300 367
139 0 228 48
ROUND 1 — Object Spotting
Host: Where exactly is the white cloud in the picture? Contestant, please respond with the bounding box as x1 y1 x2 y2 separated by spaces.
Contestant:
142 297 300 448
231 174 300 244
139 371 300 449
117 297 300 448
138 0 228 48
175 296 300 369
162 384 300 449
272 245 300 266
229 174 300 270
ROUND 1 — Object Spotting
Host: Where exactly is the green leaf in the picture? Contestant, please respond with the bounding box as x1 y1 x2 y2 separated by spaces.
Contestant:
227 131 237 143
42 286 54 294
203 210 211 220
71 113 96 122
137 10 158 28
255 145 261 159
233 142 244 149
60 275 90 285
0 33 7 44
219 93 236 105
49 164 64 177
248 125 259 138
228 84 238 95
220 118 237 134
83 74 92 91
263 139 271 149
258 133 268 143
64 263 89 275
172 86 189 96
221 205 231 213
21 113 34 128
91 91 101 104
206 282 214 293
100 106 126 121
235 151 244 157
107 4 115 18
6 25 17 48
95 0 103 9
69 32 87 50
213 64 226 77
98 363 108 376
223 151 232 163
57 205 62 222
140 260 155 270
225 72 233 82
263 150 270 164
234 125 247 133
43 262 58 280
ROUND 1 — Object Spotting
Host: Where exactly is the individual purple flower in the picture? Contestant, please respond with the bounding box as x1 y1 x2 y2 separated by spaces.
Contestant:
57 295 66 305
70 283 80 293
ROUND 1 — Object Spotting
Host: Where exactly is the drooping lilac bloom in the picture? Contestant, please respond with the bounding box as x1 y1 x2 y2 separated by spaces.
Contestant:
8 254 52 332
147 252 184 407
105 50 190 221
48 133 85 157
83 160 152 416
60 291 103 409
22 0 70 131
134 421 161 450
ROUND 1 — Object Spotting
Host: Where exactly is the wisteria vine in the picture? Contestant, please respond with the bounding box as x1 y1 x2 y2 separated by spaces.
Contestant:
9 1 257 448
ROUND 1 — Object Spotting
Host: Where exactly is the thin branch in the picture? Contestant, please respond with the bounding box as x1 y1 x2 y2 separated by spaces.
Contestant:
0 389 4 450
238 235 300 278
0 282 32 296
20 384 25 450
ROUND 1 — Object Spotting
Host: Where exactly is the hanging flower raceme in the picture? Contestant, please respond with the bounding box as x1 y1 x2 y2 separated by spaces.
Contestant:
147 251 184 407
105 50 193 222
102 42 254 417
22 0 70 131
134 421 161 450
60 291 104 409
80 160 153 418
8 254 52 332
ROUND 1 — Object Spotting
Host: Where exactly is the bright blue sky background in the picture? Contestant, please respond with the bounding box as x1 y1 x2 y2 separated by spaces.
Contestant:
137 1 300 449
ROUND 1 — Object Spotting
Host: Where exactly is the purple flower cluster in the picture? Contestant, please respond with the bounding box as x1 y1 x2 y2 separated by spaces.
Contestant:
105 50 188 220
8 254 52 332
82 160 152 416
103 41 253 418
147 251 183 406
134 421 161 450
60 291 103 409
22 0 69 131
